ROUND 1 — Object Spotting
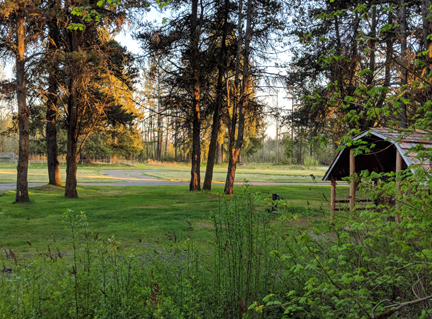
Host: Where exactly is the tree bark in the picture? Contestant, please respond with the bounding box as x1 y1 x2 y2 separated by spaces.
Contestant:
217 142 223 164
225 0 252 195
367 5 376 87
399 0 408 128
156 72 162 160
203 0 229 190
15 8 30 203
349 149 355 212
46 1 62 186
65 31 79 198
421 0 432 100
377 10 393 109
189 0 201 191
224 0 243 195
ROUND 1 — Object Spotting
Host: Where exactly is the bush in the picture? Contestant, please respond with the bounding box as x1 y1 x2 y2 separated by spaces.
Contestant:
303 155 319 167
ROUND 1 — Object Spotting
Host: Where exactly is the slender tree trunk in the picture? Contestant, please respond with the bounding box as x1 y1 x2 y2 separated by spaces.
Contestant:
15 8 30 203
203 0 229 190
367 5 376 87
422 0 432 100
224 0 243 195
65 31 79 198
165 117 169 157
46 2 62 186
225 0 252 195
217 142 223 164
190 0 201 191
377 10 393 109
399 0 408 128
156 74 162 160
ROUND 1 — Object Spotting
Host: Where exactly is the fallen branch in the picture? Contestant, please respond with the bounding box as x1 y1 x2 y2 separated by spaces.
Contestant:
373 295 432 318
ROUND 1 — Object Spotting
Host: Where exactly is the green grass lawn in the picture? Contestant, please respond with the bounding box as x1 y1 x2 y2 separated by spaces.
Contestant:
0 184 344 254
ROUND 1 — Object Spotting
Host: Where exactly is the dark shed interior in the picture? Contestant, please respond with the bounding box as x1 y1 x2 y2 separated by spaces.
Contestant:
328 139 408 181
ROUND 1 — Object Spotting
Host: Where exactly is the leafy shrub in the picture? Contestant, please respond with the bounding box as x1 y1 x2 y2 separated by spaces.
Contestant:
303 155 319 168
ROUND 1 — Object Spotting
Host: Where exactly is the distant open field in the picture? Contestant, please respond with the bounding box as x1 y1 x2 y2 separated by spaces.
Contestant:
0 162 327 184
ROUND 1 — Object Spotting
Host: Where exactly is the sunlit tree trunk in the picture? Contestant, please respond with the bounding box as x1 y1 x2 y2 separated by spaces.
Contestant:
217 141 223 164
225 0 252 195
190 0 201 191
203 0 229 190
15 7 30 203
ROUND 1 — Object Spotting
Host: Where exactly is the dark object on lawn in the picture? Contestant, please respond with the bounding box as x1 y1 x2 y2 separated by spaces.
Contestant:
272 194 280 213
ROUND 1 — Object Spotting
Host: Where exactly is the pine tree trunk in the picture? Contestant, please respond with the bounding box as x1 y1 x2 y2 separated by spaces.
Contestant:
377 10 393 109
15 8 30 203
203 0 229 190
46 3 62 186
224 0 243 195
217 142 223 164
65 31 79 199
225 149 239 195
422 0 432 100
367 5 376 87
399 0 408 128
190 0 201 191
224 0 252 195
156 79 163 161
156 81 162 160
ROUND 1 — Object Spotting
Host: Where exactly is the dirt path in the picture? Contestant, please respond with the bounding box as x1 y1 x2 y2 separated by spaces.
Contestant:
0 169 333 192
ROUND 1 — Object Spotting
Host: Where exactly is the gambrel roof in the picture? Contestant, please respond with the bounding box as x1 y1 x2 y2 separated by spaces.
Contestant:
323 128 432 181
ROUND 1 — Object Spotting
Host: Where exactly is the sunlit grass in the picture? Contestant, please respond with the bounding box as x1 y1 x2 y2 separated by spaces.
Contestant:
0 168 126 183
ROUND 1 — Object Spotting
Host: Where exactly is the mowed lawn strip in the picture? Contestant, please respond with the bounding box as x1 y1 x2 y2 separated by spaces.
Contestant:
142 170 325 183
0 184 345 254
0 168 127 184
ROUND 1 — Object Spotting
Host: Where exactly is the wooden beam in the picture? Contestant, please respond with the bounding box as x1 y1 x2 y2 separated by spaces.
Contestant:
331 178 336 224
349 149 355 212
396 149 402 223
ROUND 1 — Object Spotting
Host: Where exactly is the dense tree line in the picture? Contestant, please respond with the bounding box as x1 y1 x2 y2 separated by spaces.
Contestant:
286 0 432 144
4 0 432 199
0 0 285 199
137 0 284 193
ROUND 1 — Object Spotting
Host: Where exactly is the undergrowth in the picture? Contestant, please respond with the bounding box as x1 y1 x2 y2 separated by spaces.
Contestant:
0 189 292 319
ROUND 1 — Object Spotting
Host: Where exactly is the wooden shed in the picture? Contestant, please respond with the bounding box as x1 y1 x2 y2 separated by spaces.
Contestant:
322 128 432 219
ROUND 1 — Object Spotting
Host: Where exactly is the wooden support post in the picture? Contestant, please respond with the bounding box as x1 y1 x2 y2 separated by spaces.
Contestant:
349 149 356 212
396 150 402 223
331 178 336 224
